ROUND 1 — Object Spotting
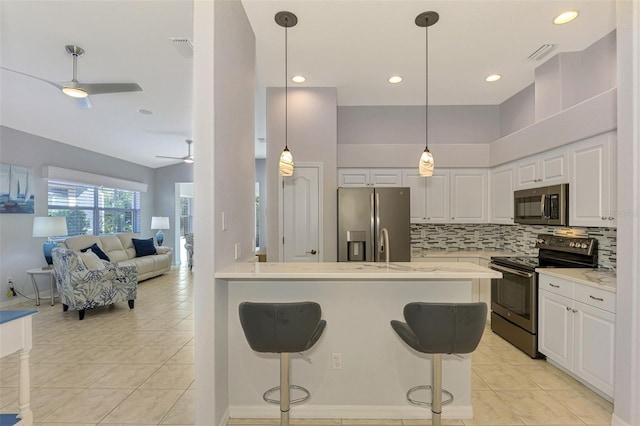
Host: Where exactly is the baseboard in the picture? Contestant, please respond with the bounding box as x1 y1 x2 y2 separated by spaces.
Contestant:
0 297 28 309
611 414 632 426
228 404 473 420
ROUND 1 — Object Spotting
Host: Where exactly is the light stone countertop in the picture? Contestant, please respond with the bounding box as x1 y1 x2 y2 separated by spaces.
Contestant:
536 268 616 292
412 250 522 261
215 261 502 280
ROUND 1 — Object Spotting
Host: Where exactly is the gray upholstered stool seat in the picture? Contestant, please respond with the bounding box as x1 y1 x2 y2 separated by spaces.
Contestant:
239 301 326 426
391 302 487 426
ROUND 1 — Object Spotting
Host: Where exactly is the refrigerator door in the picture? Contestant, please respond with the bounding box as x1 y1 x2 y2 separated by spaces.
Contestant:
338 187 374 262
375 187 411 262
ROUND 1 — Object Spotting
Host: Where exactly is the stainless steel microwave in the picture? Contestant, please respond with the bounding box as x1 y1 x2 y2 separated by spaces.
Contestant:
514 184 569 226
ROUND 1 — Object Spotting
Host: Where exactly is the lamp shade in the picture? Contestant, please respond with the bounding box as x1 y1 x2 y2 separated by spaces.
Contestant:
32 216 68 238
151 216 170 230
419 149 435 177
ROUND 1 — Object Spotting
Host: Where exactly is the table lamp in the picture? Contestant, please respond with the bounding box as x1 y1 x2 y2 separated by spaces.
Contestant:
32 216 68 267
151 216 170 246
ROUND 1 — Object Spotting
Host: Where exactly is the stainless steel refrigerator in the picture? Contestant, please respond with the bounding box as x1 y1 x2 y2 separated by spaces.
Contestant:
337 187 411 262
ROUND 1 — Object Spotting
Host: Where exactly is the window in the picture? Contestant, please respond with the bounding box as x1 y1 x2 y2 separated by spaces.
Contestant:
48 180 141 236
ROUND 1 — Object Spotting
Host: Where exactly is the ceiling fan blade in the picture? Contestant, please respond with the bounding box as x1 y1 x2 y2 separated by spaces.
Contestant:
155 155 184 160
81 82 142 95
1 66 62 90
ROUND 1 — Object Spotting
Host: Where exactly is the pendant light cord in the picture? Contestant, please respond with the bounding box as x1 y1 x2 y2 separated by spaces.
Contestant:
424 17 429 152
285 19 289 150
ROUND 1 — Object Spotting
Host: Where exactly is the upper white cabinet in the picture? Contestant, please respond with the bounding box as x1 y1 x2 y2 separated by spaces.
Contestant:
515 146 568 189
338 168 402 187
402 170 450 223
490 164 514 224
450 169 488 223
568 133 617 227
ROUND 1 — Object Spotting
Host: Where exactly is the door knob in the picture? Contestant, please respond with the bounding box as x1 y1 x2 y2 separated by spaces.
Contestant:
306 250 317 255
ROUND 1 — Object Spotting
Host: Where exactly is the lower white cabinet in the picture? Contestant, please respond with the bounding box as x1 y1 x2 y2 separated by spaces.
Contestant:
538 273 615 399
478 258 492 319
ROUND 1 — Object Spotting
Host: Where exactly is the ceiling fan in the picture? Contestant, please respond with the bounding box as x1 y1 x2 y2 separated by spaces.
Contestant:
0 45 142 108
156 139 194 163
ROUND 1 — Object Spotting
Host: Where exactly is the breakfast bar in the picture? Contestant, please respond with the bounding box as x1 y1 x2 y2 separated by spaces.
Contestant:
215 261 501 420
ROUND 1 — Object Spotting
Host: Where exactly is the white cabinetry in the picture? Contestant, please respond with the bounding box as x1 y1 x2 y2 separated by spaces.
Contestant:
568 133 617 227
338 168 402 187
538 273 615 399
489 164 514 224
450 169 488 223
515 147 568 189
402 170 450 223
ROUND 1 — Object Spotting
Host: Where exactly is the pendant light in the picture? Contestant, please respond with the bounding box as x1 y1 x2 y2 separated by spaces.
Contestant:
276 11 297 177
416 11 439 177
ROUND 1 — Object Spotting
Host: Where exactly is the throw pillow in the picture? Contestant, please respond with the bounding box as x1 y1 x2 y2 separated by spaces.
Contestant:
81 243 110 261
78 251 106 271
132 238 157 257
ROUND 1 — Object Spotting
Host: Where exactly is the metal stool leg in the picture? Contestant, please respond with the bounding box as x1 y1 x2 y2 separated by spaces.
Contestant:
432 353 442 426
280 353 290 426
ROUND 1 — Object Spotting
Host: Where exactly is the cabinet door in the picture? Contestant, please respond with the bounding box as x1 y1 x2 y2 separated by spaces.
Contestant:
402 170 427 223
569 133 614 227
370 169 403 187
539 147 568 185
538 290 574 370
425 170 450 223
450 170 488 223
338 169 370 187
573 301 615 398
515 158 539 189
490 165 514 224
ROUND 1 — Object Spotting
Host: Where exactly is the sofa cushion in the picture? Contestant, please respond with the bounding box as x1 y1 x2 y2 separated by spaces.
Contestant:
100 235 129 262
120 256 155 275
78 251 106 270
117 233 138 260
64 235 101 252
81 243 110 261
132 238 157 257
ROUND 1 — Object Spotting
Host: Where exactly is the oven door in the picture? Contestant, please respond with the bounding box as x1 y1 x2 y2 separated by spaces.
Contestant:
490 263 537 333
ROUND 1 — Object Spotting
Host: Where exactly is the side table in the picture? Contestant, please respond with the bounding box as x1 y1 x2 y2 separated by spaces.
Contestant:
26 268 55 306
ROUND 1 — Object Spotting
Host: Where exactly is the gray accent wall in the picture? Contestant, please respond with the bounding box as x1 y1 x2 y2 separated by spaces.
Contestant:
500 84 535 137
0 125 156 304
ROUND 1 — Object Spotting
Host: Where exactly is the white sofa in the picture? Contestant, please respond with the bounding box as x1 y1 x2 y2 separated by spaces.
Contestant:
61 232 172 281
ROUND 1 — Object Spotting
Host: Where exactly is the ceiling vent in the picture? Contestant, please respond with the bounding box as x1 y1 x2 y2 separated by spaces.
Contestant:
170 37 193 58
527 44 556 61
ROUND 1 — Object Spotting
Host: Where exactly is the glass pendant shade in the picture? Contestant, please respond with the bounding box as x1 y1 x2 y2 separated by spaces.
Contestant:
419 148 434 177
279 147 294 176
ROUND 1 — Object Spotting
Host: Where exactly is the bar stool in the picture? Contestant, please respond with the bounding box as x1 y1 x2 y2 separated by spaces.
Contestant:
239 301 326 426
391 302 487 426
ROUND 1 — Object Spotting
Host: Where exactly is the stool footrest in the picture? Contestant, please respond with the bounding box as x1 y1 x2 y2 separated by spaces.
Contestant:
406 385 454 407
263 385 311 405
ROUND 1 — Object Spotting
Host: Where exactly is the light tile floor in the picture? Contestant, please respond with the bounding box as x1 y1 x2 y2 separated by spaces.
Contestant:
0 267 613 425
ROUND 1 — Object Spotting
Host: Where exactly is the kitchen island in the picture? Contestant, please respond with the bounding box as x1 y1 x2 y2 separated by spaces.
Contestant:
216 261 501 421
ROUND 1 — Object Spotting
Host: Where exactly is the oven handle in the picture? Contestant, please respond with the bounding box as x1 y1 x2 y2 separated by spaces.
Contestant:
490 263 534 278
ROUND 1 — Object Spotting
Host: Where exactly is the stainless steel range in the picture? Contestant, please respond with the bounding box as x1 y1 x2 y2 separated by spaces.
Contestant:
490 234 598 358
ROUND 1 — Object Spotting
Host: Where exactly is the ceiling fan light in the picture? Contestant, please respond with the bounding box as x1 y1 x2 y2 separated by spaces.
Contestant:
419 149 434 177
62 86 88 98
279 147 294 176
184 157 194 164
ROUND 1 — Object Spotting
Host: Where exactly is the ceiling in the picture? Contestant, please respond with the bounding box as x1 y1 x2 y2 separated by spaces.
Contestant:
0 1 616 168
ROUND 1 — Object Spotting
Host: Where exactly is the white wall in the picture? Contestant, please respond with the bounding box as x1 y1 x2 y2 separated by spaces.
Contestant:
193 0 256 423
612 1 640 424
266 87 338 262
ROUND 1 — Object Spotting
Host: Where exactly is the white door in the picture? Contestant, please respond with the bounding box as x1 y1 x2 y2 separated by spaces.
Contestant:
282 165 321 262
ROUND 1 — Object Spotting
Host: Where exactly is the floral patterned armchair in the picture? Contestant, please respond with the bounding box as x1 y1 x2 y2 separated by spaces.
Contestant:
184 233 194 271
52 247 137 320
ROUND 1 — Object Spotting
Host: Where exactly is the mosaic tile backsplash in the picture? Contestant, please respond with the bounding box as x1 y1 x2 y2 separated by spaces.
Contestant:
411 223 617 271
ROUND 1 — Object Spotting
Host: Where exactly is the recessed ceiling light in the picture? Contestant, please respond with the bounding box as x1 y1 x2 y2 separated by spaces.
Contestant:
388 75 403 84
137 109 154 115
291 75 306 83
485 74 502 82
554 10 578 25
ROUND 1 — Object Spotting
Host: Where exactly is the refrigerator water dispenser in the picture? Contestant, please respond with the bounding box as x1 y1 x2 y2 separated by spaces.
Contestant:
346 231 366 261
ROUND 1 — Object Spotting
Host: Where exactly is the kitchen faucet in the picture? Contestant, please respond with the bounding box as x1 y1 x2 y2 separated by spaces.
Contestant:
379 227 390 265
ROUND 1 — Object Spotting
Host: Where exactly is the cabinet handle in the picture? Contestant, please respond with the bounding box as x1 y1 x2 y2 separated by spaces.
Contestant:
608 216 614 220
572 309 578 313
566 306 572 311
602 216 607 220
589 295 604 302
549 283 560 288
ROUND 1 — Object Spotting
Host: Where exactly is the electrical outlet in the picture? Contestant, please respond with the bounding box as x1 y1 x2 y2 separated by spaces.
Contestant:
331 352 342 370
234 243 241 260
7 277 16 297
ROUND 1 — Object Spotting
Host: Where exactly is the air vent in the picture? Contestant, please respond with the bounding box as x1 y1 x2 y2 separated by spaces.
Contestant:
527 44 556 61
170 37 193 58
